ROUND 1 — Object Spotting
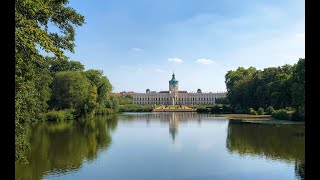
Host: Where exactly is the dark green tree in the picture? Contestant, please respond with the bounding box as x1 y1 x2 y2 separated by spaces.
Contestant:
224 59 304 120
15 0 85 162
290 58 305 120
49 71 96 117
49 58 85 74
83 69 113 108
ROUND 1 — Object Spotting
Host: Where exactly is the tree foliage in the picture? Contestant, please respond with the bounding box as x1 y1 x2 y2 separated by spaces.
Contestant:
49 58 85 73
225 58 304 120
290 59 305 119
83 69 113 107
49 71 96 117
15 0 85 162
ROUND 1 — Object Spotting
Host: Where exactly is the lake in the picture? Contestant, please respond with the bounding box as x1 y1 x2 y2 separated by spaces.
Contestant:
15 112 305 180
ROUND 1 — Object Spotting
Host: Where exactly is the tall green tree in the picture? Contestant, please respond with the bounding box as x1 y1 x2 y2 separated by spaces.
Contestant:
83 70 113 107
49 58 85 74
49 71 96 117
224 60 303 116
290 58 305 119
16 0 85 162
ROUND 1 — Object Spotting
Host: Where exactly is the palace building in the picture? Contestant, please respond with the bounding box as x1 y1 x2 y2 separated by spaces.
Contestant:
131 73 226 105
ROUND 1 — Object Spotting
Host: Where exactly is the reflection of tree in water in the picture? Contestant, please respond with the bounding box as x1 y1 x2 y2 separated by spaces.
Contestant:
295 161 305 180
226 121 305 180
15 115 118 180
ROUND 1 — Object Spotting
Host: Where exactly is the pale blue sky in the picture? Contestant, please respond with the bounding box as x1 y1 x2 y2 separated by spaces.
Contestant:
65 0 304 93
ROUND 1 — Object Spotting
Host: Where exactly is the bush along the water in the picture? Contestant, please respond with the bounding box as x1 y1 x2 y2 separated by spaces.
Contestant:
249 108 258 115
265 106 275 115
95 108 116 115
197 107 210 113
272 109 290 120
45 109 75 121
257 107 265 115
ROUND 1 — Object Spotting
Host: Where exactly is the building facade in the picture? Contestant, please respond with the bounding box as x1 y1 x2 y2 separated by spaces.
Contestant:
131 73 226 105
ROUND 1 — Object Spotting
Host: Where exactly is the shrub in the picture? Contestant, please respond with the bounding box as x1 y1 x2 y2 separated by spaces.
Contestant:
265 106 275 115
197 107 210 113
291 106 305 121
285 107 293 111
46 110 65 121
95 108 116 115
249 108 258 115
272 109 290 120
45 109 74 121
118 104 153 112
38 113 47 121
257 107 265 115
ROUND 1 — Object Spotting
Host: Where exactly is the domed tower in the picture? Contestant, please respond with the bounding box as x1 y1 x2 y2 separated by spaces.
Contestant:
169 73 179 93
169 73 179 105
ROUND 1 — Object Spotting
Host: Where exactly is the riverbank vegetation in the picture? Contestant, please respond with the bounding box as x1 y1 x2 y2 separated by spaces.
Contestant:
15 0 117 162
119 104 154 112
15 0 304 163
225 58 305 121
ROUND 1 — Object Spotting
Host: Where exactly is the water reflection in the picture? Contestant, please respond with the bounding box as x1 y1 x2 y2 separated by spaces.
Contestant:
15 115 118 180
226 121 305 180
15 113 305 180
169 113 179 142
120 112 227 142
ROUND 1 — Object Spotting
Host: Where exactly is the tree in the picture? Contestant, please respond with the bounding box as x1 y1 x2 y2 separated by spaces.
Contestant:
265 106 275 115
16 0 85 162
224 59 303 119
49 58 85 74
257 107 265 115
108 96 120 112
83 69 113 107
290 58 305 120
215 97 229 104
49 71 93 117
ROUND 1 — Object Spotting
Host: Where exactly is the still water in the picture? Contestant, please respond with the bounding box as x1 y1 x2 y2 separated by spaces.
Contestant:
15 112 304 180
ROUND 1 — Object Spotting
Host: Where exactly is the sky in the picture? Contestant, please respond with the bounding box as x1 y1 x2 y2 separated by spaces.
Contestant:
64 0 304 93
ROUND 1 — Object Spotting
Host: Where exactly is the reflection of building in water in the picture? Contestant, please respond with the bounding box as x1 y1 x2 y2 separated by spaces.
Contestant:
121 112 228 141
122 112 227 122
169 112 179 141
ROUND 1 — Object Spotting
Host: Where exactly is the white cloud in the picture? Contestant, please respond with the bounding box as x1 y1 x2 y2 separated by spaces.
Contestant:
131 47 143 51
155 68 165 73
196 58 215 65
168 57 183 64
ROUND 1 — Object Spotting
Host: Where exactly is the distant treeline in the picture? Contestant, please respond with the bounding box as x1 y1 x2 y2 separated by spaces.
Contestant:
196 58 305 121
224 58 304 120
119 104 154 112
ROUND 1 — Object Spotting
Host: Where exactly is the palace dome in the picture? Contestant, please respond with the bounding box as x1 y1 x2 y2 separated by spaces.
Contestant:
169 73 179 85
